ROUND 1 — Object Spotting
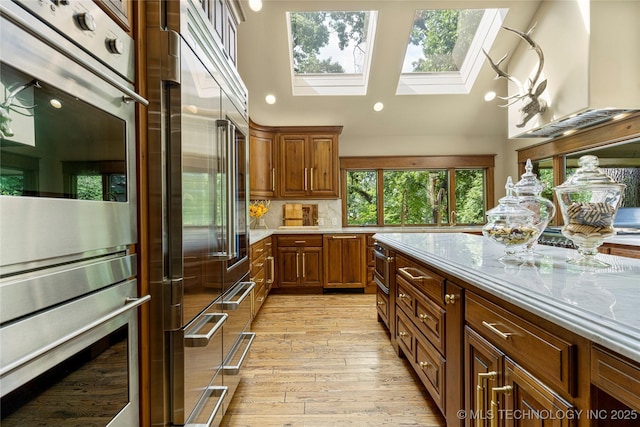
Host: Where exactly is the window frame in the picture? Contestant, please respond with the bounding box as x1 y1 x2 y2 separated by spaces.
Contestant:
340 155 495 227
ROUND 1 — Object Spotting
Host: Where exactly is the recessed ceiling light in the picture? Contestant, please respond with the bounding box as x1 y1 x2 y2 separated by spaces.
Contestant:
265 94 276 104
49 99 62 109
484 91 496 102
248 0 262 12
373 102 384 112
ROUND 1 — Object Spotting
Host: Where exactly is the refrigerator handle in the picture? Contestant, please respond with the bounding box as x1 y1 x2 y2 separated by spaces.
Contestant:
228 120 237 258
216 119 236 259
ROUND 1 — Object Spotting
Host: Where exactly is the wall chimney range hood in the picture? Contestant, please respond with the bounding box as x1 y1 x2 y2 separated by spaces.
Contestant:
505 0 640 139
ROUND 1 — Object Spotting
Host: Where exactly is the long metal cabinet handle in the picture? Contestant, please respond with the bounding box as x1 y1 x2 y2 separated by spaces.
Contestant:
398 266 430 281
490 385 512 427
302 253 306 278
0 294 150 376
310 167 314 191
304 167 308 191
296 252 300 277
331 235 357 239
185 386 227 427
0 4 148 105
267 256 275 283
221 281 255 310
482 321 512 340
184 313 228 347
476 371 497 427
223 332 256 374
272 168 276 192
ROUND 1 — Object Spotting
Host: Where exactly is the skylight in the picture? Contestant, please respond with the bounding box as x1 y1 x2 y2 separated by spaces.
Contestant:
397 8 508 95
287 10 377 96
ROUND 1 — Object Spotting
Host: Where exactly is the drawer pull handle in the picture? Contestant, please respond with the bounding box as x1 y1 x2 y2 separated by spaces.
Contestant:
399 331 408 337
445 294 457 305
482 321 512 340
386 256 394 263
254 262 264 268
418 313 432 323
398 294 411 304
398 267 430 281
377 301 384 306
490 385 512 427
332 235 357 239
419 361 431 369
476 371 498 427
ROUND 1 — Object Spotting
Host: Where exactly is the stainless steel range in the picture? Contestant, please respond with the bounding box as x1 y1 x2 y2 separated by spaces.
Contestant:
146 1 254 425
0 0 148 425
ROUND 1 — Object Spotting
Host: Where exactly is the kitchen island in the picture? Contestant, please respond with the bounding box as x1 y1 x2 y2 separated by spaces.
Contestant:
374 232 640 427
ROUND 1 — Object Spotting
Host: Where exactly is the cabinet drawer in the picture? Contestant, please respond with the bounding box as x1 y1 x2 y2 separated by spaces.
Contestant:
415 331 445 413
591 345 640 410
376 289 389 328
277 235 323 247
396 278 415 317
397 275 445 355
253 282 267 317
396 255 444 305
414 290 445 355
251 268 265 290
250 255 265 277
466 293 576 396
396 310 414 357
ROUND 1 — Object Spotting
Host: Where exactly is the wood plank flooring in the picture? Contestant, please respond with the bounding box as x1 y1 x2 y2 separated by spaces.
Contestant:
221 294 446 426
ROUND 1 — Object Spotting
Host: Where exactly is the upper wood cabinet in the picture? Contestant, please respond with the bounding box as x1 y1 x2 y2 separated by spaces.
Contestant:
249 128 276 198
249 123 342 199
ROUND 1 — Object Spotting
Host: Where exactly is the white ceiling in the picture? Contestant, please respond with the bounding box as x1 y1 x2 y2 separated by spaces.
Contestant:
237 0 543 141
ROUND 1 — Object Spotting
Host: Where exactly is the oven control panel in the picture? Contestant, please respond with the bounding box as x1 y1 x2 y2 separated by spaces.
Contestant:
11 0 134 82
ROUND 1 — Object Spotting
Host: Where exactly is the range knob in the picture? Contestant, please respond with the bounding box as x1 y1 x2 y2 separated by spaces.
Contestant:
75 12 96 32
106 38 125 55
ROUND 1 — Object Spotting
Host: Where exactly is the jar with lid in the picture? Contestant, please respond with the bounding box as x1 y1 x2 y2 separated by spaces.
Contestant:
482 176 541 263
514 159 556 256
553 155 626 268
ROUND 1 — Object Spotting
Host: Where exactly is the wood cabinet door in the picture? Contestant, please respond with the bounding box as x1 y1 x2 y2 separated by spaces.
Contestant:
308 134 339 197
504 358 576 427
279 135 307 198
323 235 365 289
301 247 323 287
276 247 300 287
465 327 504 427
249 131 276 197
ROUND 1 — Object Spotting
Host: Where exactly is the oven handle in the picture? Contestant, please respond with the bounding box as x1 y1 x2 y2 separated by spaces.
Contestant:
221 281 255 310
0 4 148 106
185 386 228 427
0 294 150 376
184 313 228 347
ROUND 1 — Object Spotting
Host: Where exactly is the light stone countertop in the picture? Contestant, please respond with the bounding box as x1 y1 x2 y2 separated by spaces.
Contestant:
373 232 640 363
248 226 484 244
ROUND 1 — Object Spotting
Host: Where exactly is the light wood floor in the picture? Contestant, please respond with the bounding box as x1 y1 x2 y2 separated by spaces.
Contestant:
220 293 446 427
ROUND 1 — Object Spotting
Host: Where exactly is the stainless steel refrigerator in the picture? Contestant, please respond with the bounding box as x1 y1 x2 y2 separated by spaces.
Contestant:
146 1 253 424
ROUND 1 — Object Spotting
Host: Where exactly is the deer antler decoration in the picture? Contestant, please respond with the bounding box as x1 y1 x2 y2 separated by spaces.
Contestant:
483 24 547 128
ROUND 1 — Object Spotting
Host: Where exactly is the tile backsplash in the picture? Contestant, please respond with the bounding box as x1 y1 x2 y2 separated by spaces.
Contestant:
255 199 342 229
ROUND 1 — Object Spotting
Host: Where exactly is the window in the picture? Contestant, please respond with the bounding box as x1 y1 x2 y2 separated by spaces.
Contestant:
287 10 377 96
342 156 494 227
397 8 507 95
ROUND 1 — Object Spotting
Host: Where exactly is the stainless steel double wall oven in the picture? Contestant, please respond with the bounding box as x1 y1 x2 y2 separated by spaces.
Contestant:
146 0 253 425
0 1 148 425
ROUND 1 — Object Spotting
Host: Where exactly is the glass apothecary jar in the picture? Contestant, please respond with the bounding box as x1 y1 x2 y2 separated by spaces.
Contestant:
483 177 540 263
553 155 626 268
514 159 556 256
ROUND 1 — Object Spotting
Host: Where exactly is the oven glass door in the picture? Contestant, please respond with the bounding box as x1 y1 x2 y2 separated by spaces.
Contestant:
0 14 137 270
